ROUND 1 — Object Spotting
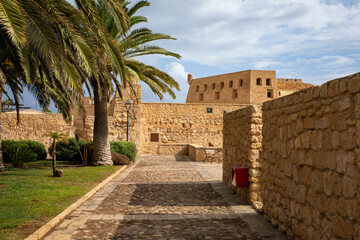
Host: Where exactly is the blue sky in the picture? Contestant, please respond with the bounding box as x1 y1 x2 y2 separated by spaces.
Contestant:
13 0 360 110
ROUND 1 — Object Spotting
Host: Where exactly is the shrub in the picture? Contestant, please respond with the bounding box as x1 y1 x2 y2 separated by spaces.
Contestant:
2 140 46 162
111 152 130 165
21 140 47 160
54 138 88 162
7 143 36 167
110 141 136 161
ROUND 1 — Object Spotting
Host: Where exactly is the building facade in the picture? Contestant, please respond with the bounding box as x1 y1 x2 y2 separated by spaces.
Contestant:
186 70 312 105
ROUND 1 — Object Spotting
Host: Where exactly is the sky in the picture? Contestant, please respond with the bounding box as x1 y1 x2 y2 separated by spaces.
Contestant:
13 0 360 110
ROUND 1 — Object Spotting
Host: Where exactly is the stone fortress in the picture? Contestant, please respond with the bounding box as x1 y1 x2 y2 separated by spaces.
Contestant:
2 69 359 239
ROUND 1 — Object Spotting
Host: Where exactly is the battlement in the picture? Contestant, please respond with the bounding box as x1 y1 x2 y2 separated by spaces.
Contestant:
277 78 303 83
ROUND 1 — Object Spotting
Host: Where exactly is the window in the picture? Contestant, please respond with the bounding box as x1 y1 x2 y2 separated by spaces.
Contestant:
204 84 208 91
256 78 262 85
215 92 220 99
232 90 238 99
150 133 159 142
239 79 243 87
266 78 271 86
279 92 281 96
212 83 216 90
229 81 233 88
195 86 199 92
267 89 274 98
220 82 224 89
199 93 203 101
207 108 213 113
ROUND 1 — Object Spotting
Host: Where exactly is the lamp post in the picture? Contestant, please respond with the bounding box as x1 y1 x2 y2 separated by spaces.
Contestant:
125 100 132 142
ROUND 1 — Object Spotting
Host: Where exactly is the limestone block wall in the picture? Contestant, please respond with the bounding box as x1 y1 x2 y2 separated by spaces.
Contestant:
1 111 73 150
188 144 223 162
261 73 360 239
223 105 263 210
140 103 247 154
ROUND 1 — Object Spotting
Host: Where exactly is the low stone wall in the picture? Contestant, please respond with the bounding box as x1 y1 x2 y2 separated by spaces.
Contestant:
261 73 360 239
1 111 73 150
158 143 189 155
188 144 222 162
223 105 263 210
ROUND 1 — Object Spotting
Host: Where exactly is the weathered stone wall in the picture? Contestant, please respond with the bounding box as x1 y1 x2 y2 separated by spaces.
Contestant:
261 73 360 239
223 105 263 210
1 111 73 150
188 144 223 162
140 103 247 154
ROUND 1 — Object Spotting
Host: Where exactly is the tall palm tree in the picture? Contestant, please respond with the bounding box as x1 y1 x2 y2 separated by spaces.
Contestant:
0 0 104 170
82 0 181 165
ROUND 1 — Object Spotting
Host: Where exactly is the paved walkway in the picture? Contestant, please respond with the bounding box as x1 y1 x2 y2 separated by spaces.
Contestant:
42 155 287 240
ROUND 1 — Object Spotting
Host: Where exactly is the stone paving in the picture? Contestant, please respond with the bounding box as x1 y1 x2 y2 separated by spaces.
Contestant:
42 155 287 240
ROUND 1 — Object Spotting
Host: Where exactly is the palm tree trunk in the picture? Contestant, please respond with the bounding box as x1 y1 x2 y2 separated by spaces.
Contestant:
92 84 112 165
0 89 4 172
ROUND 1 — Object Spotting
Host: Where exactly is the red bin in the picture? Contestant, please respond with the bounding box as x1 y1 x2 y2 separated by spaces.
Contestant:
232 166 249 187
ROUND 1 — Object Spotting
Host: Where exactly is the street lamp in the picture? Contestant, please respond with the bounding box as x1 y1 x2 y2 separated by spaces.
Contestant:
125 100 132 142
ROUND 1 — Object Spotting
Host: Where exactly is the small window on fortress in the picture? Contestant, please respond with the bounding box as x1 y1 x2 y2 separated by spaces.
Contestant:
266 78 271 86
232 90 238 99
150 133 159 142
229 81 233 88
212 83 215 90
279 92 281 96
220 82 224 89
195 86 199 92
215 92 220 100
239 79 243 87
256 78 262 85
204 84 208 91
267 89 274 98
199 93 203 101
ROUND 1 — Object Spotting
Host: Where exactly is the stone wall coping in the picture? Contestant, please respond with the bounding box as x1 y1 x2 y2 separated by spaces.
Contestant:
189 144 222 150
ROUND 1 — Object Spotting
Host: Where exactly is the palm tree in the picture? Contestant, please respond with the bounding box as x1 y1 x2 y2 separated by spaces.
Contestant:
79 0 181 165
47 131 68 177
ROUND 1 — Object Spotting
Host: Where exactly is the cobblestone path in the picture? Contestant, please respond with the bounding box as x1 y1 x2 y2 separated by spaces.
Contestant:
42 155 286 240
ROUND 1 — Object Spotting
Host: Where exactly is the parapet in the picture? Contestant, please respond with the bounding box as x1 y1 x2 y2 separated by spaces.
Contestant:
277 78 303 83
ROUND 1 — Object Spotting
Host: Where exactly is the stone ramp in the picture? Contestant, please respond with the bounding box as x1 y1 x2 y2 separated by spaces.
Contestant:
42 155 287 240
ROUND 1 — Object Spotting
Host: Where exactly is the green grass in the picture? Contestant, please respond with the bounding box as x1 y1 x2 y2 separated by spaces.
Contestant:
0 160 121 240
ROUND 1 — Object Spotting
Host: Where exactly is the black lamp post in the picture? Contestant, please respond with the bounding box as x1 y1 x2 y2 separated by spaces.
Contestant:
125 100 132 142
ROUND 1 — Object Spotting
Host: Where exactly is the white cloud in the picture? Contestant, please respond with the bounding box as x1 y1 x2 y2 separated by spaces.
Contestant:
139 0 360 68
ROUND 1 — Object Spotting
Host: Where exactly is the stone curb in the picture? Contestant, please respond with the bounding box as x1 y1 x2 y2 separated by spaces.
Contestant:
25 165 128 240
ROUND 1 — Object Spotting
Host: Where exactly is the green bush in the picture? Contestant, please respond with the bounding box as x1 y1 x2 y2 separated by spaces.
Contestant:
22 140 47 160
54 138 88 162
7 143 37 167
2 140 46 162
110 141 136 161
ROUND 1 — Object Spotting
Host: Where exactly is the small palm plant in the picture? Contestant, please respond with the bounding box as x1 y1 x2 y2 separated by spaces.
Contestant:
47 131 68 177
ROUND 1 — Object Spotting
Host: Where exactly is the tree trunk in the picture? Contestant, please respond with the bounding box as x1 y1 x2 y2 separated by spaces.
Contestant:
0 90 4 172
52 140 56 177
92 85 112 165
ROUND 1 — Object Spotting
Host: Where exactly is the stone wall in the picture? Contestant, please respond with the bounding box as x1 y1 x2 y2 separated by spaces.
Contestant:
140 103 247 154
261 73 360 239
189 144 223 162
223 105 263 210
1 111 73 150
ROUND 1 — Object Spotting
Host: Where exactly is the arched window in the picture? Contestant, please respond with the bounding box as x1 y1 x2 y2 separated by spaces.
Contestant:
212 83 216 90
195 86 199 92
229 81 233 88
204 84 208 91
199 93 203 101
220 82 224 89
256 78 262 85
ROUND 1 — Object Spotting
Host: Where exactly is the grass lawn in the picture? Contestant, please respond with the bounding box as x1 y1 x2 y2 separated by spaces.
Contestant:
0 160 122 240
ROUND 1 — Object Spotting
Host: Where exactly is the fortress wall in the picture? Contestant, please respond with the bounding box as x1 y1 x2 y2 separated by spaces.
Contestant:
223 105 263 210
1 111 74 150
261 73 360 239
140 102 247 155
